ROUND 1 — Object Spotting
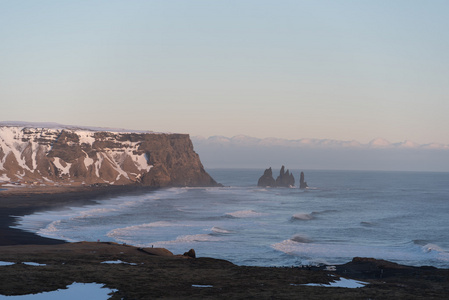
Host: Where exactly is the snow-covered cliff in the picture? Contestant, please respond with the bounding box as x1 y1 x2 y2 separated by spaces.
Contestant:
0 122 218 187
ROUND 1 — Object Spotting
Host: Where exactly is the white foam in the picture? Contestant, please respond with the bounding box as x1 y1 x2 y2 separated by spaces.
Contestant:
290 234 312 243
211 227 232 234
272 239 449 266
106 221 184 245
0 261 15 266
225 210 267 218
154 234 221 246
107 221 174 238
292 213 314 220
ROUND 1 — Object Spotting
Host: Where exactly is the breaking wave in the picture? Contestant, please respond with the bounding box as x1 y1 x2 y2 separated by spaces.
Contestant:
291 213 314 221
154 234 221 246
225 210 267 218
272 239 449 267
290 234 312 243
211 227 233 234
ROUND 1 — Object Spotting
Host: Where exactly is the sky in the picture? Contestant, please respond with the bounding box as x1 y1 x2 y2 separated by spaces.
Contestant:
1 0 449 145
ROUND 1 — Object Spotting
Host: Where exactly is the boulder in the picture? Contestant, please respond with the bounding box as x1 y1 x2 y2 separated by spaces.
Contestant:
257 167 276 187
299 172 308 189
183 249 196 258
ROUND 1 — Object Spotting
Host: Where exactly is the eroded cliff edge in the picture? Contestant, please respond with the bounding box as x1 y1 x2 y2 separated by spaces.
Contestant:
0 123 219 187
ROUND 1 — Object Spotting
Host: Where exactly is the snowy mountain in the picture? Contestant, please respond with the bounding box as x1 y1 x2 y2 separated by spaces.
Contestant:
192 135 448 150
191 135 449 172
0 122 218 187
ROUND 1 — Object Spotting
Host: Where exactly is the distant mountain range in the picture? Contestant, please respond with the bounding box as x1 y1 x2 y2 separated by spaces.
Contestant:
192 135 449 150
191 135 449 172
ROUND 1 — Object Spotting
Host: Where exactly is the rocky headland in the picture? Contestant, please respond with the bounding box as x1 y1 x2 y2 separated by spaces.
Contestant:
0 122 219 188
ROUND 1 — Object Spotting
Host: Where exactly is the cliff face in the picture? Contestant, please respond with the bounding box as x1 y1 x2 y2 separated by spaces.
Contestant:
0 123 218 187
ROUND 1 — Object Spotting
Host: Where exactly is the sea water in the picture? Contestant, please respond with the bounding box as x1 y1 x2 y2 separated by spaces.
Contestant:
13 169 449 268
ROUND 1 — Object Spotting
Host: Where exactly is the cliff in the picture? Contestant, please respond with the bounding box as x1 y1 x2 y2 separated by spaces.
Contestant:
0 122 219 187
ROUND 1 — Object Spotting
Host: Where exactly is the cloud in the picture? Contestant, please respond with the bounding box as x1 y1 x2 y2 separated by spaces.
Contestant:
192 135 449 150
192 135 449 172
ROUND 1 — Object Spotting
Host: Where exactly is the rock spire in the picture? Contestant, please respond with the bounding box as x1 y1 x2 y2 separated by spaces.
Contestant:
257 167 276 187
275 165 295 187
299 171 308 189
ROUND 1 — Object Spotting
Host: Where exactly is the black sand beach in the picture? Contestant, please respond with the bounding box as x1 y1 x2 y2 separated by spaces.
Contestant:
1 186 449 299
0 185 156 246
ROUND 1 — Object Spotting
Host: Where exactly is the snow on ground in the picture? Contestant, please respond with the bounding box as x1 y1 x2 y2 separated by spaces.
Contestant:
0 123 154 184
0 121 172 134
52 158 72 176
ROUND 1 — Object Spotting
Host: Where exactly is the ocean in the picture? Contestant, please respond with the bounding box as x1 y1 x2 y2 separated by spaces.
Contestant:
14 169 449 268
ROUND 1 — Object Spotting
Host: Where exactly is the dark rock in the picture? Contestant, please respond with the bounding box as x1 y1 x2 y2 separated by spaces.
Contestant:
257 167 276 187
183 248 196 258
275 165 295 187
299 172 308 189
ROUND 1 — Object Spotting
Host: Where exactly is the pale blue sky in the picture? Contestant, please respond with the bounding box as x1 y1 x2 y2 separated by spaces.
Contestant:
1 0 448 144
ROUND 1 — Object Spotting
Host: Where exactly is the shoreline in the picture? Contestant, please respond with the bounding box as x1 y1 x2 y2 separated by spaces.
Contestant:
1 186 449 298
0 185 157 246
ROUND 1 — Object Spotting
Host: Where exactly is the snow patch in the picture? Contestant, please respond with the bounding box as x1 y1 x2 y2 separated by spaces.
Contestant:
0 123 163 185
52 158 72 176
77 130 96 145
135 153 152 172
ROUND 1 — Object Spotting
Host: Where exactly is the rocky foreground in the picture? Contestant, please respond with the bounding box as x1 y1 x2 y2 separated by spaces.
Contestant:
0 242 448 299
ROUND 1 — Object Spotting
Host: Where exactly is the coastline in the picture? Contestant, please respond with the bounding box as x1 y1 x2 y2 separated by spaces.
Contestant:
0 185 157 246
1 186 449 298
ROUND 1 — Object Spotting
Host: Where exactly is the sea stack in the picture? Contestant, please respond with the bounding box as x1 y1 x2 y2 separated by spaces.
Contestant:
257 167 276 187
275 165 295 187
299 172 308 189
